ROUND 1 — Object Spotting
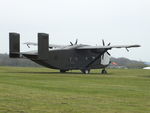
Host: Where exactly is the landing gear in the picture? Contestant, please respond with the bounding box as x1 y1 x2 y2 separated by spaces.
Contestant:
101 68 107 74
60 70 67 73
81 69 90 74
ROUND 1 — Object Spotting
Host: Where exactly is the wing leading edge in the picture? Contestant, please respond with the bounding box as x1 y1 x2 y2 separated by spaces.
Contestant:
76 44 141 50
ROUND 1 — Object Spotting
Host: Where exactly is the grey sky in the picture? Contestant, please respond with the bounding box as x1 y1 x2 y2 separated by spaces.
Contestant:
0 0 150 61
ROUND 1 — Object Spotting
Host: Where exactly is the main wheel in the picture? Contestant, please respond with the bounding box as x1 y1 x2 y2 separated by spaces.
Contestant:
101 69 107 74
81 69 90 74
60 70 66 73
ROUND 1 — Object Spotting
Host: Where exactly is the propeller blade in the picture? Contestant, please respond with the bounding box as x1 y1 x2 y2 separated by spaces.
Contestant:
27 44 30 48
101 54 104 59
70 42 73 46
106 51 111 56
75 39 78 45
107 43 111 46
102 39 105 46
126 48 129 52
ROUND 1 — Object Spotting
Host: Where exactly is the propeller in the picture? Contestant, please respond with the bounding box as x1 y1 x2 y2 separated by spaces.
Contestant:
126 48 129 52
101 39 111 60
70 39 78 46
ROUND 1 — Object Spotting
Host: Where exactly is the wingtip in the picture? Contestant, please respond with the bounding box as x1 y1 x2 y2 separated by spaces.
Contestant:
135 45 141 47
129 45 141 48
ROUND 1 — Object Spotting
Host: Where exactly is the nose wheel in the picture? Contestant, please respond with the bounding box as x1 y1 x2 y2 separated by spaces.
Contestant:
101 68 107 74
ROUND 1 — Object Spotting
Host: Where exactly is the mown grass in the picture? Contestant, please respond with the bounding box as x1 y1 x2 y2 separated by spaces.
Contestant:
0 66 150 113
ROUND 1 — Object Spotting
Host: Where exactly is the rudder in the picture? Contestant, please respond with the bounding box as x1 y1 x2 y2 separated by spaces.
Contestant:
38 33 49 60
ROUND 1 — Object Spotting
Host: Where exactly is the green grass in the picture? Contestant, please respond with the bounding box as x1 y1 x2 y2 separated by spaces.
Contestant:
0 66 150 113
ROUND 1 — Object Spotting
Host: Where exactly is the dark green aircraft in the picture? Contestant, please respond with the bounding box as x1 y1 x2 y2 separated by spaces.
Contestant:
9 32 140 74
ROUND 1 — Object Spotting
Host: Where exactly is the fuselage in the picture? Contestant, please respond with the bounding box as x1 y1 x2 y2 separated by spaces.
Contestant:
23 48 111 71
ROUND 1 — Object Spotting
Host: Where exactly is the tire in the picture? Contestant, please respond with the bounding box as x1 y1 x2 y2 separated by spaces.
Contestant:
60 70 66 73
101 69 107 74
81 69 90 74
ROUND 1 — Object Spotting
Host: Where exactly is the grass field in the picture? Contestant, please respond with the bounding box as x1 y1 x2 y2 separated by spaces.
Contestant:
0 66 150 113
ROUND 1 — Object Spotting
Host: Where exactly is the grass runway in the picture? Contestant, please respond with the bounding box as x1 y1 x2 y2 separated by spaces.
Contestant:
0 66 150 113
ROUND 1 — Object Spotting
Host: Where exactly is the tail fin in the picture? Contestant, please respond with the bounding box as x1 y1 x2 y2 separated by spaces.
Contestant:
9 32 20 58
38 33 49 60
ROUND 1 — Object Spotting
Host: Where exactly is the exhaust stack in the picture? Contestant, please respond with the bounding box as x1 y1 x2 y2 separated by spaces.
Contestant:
9 32 20 58
38 33 49 60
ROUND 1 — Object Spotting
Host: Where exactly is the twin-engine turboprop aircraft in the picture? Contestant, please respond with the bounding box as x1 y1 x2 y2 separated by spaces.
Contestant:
9 32 140 74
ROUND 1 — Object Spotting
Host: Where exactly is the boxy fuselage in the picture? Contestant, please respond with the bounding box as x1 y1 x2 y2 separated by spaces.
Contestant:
23 48 110 71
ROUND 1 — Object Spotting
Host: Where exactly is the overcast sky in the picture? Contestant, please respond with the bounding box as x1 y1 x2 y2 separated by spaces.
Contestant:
0 0 150 62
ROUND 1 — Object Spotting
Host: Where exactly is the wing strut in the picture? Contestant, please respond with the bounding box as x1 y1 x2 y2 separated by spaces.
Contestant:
85 49 108 68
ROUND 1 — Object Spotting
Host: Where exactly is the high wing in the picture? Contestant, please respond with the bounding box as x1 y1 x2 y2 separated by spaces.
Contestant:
76 44 141 50
23 42 140 50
